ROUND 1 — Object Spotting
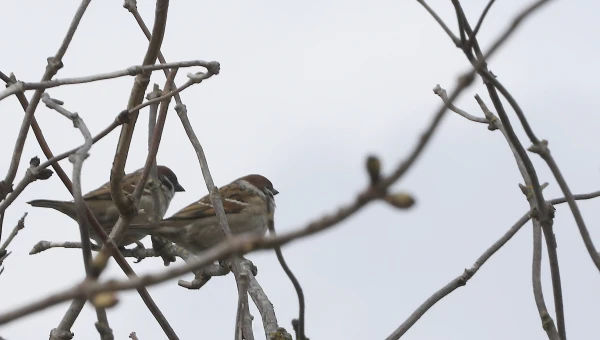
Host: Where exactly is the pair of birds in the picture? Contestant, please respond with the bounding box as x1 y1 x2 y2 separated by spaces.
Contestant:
28 166 278 254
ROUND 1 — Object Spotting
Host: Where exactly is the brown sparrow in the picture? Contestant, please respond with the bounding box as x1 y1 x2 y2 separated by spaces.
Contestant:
27 165 185 246
128 174 278 253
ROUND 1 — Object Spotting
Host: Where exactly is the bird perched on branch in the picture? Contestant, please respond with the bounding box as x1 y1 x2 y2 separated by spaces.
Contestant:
27 165 185 246
128 174 278 253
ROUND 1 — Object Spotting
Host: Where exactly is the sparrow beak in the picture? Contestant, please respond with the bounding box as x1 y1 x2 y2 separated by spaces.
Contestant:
271 188 279 196
174 182 186 192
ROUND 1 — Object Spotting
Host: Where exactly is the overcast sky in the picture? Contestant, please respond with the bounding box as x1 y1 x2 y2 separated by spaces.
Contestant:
1 1 599 339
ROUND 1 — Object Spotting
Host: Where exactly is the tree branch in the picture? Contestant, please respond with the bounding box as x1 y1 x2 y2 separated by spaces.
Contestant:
0 60 211 100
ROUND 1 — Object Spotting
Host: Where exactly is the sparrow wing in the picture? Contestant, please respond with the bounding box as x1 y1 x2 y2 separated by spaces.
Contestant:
83 169 145 200
167 182 249 220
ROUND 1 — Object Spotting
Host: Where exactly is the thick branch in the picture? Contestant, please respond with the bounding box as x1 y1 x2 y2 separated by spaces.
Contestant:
2 189 598 326
109 0 170 217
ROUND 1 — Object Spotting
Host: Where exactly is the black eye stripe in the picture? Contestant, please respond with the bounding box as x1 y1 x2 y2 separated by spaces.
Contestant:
160 175 174 191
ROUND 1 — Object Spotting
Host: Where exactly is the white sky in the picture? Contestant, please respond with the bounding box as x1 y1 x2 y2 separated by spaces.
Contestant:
1 1 599 339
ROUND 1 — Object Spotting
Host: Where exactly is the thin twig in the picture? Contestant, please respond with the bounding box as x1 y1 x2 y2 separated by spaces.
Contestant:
433 85 487 124
0 60 211 101
467 0 497 50
0 213 27 275
415 0 460 46
0 213 27 255
532 215 560 340
0 159 54 216
147 84 162 223
269 220 306 339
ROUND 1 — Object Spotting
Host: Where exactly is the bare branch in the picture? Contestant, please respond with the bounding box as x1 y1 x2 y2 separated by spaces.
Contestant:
109 0 170 218
0 213 27 255
384 189 599 339
0 60 212 101
531 215 560 340
41 93 114 340
433 85 487 124
467 0 497 50
147 84 162 223
247 274 291 339
235 265 254 340
0 158 54 216
268 219 306 339
415 0 460 46
425 2 568 337
443 85 564 339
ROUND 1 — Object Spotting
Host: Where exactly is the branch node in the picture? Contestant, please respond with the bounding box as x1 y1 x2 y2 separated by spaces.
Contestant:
46 57 64 74
366 155 382 186
5 72 17 86
291 319 309 340
28 157 54 180
122 0 137 12
528 139 550 157
49 328 74 340
29 156 41 167
116 110 131 124
0 181 13 200
174 103 187 116
206 61 221 75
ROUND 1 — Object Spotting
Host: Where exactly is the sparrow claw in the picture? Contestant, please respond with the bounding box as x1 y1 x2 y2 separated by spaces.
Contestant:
130 241 147 263
151 236 177 266
178 273 211 290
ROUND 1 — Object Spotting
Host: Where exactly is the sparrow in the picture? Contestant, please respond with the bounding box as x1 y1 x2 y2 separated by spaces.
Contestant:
27 165 185 246
128 174 278 253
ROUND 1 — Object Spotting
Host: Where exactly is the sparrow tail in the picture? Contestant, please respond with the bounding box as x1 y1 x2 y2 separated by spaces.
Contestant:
27 199 76 218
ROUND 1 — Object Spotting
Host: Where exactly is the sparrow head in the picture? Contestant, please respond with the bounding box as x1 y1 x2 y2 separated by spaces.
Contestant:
238 174 278 198
157 166 185 193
